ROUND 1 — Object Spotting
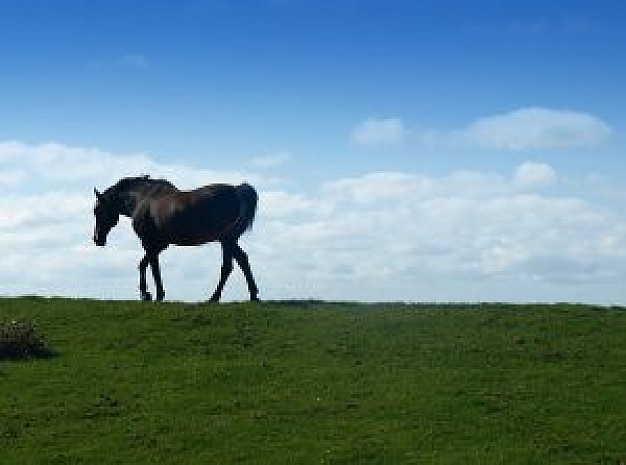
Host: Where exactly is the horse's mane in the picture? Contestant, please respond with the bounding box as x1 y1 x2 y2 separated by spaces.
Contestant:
108 175 177 196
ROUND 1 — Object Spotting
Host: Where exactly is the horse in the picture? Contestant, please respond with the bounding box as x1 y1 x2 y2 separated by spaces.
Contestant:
92 175 259 302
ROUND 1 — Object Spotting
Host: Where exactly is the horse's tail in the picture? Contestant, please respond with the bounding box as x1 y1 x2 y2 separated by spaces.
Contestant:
235 183 258 235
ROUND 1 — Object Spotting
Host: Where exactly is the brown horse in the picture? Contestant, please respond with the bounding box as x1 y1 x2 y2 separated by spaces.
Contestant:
93 175 259 302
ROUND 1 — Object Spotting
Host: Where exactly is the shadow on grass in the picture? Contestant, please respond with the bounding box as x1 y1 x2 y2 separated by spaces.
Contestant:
0 348 58 362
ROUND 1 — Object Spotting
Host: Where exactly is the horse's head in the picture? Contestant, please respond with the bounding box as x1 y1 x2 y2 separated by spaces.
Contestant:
93 188 120 247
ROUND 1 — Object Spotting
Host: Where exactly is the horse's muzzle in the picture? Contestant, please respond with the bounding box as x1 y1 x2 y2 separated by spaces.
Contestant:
94 236 106 247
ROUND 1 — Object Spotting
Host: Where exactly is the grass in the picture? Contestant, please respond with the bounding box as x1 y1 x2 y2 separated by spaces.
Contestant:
0 297 625 464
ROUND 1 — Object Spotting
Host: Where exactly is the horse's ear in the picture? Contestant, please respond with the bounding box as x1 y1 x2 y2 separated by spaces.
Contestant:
94 188 103 200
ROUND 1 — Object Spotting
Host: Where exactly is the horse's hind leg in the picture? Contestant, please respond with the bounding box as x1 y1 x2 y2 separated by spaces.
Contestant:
232 244 259 301
210 243 234 302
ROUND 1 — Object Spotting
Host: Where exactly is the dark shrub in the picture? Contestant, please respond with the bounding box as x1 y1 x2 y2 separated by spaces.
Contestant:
0 319 50 359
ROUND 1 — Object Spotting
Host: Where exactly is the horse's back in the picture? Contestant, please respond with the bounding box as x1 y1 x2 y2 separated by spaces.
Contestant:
157 184 241 245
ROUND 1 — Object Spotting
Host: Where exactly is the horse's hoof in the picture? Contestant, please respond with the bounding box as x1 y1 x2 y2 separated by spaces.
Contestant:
141 291 152 301
250 295 260 302
156 293 165 302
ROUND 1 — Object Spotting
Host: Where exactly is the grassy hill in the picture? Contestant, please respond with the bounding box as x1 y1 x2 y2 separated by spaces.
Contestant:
1 297 625 464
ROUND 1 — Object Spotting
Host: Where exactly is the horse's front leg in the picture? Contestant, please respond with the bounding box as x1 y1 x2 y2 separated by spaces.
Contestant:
138 254 152 301
148 252 166 301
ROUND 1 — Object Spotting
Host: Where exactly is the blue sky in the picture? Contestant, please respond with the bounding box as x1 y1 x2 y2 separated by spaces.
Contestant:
1 0 625 303
2 1 624 166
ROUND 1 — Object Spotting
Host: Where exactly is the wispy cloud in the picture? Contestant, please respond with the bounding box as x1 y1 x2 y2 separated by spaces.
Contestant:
250 152 291 169
352 108 611 151
464 107 611 150
117 53 150 68
350 117 407 146
88 53 150 70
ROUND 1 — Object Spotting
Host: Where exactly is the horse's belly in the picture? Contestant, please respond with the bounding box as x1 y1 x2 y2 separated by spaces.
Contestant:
166 210 238 245
171 232 220 246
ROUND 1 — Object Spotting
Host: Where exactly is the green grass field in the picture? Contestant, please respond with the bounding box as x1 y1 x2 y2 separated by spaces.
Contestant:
1 297 625 464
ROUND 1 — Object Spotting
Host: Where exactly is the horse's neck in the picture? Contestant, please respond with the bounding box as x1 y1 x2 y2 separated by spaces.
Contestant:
116 187 145 217
117 186 149 217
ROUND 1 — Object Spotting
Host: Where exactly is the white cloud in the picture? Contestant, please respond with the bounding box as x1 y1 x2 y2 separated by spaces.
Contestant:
0 140 265 191
265 175 623 301
1 140 626 304
513 161 557 187
256 165 626 303
464 107 611 150
361 108 611 151
350 117 407 146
